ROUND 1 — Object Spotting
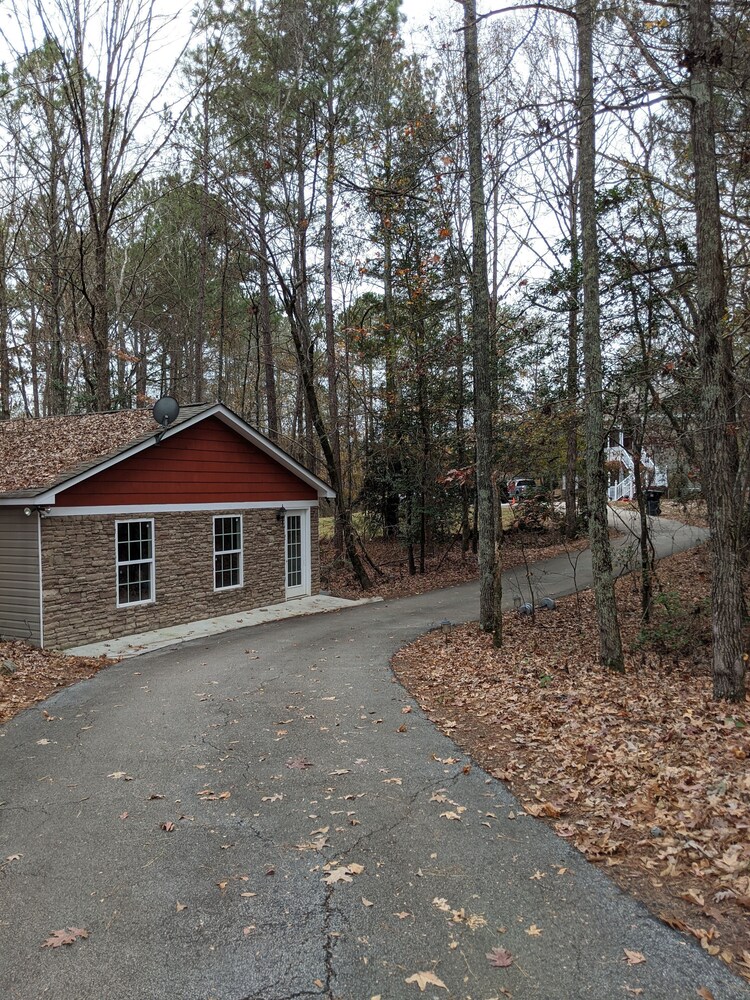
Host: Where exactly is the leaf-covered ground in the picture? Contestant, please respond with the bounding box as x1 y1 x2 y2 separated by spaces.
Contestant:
0 641 113 724
393 545 750 982
324 526 592 601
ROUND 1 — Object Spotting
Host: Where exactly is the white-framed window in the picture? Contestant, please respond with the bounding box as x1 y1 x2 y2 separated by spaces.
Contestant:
214 514 243 590
116 519 155 607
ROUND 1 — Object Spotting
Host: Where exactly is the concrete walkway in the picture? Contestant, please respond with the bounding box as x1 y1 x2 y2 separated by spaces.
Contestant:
67 594 383 659
2 511 746 1000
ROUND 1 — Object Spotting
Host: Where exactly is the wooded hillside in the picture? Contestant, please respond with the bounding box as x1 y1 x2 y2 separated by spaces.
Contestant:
0 0 747 697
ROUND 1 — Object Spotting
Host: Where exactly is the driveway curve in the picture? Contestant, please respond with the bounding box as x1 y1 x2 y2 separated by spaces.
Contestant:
1 511 747 1000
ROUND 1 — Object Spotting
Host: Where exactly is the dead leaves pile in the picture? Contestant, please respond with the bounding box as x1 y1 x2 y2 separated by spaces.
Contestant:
0 640 114 725
393 547 750 978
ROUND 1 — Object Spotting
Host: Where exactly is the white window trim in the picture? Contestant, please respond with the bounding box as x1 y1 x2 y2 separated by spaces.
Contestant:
213 514 244 592
115 518 155 608
285 509 310 599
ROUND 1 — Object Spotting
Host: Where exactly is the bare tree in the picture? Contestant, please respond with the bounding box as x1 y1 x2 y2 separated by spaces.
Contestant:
7 0 193 410
576 0 623 669
463 0 500 641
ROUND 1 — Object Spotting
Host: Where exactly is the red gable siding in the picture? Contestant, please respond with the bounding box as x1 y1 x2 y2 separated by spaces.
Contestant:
54 416 318 506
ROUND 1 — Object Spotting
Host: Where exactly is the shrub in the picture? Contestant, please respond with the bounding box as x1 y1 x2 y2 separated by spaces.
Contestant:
634 589 709 654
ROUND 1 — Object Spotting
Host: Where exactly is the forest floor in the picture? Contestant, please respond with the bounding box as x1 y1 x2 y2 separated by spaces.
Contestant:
393 542 750 981
322 518 592 601
0 643 112 725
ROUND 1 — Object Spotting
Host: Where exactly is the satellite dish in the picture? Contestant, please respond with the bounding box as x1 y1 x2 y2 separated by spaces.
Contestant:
152 396 180 429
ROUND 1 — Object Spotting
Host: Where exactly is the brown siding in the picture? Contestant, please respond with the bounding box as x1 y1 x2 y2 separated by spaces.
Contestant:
55 417 319 506
41 510 296 649
0 508 42 644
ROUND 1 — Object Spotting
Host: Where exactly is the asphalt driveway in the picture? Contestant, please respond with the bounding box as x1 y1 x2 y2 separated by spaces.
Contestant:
1 512 747 1000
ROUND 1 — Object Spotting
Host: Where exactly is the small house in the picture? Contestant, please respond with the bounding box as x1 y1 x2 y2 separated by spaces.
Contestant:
604 428 668 501
0 402 334 649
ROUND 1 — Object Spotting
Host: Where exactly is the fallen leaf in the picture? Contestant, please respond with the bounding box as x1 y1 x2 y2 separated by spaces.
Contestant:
394 911 411 919
433 897 451 911
440 811 462 821
240 892 257 898
405 970 448 992
524 801 562 818
197 789 231 801
42 927 88 949
148 793 165 801
624 949 646 966
119 811 128 820
362 897 374 907
322 867 353 885
160 821 176 832
176 902 187 912
5 853 22 862
697 990 715 1000
525 924 543 936
486 946 513 968
243 925 255 936
294 836 328 852
681 889 705 908
286 756 313 770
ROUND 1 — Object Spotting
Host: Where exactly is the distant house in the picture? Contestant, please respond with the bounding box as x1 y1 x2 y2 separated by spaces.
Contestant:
0 403 334 649
604 428 668 501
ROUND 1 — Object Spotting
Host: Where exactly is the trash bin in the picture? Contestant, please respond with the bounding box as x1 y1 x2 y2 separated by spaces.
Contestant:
645 490 661 516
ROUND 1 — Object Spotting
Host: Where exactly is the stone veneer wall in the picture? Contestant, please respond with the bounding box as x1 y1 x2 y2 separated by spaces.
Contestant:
41 508 318 649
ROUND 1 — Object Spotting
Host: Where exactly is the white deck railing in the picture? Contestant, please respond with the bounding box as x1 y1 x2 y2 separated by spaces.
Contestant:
608 474 634 501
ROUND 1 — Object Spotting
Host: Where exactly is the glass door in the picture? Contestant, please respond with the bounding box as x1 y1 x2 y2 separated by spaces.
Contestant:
285 511 308 598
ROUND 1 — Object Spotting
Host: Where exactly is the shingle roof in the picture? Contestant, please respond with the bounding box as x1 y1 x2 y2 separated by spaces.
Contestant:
0 403 212 497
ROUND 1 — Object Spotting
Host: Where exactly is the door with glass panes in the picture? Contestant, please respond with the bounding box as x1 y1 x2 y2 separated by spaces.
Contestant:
284 510 309 598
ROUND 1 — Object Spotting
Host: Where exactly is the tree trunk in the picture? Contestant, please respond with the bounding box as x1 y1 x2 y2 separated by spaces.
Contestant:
0 228 11 421
577 0 623 669
92 234 110 411
258 203 278 439
463 0 499 640
564 174 580 537
323 96 343 557
689 0 745 701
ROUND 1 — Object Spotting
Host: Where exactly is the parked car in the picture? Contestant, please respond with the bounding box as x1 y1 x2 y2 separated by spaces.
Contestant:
507 478 537 501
